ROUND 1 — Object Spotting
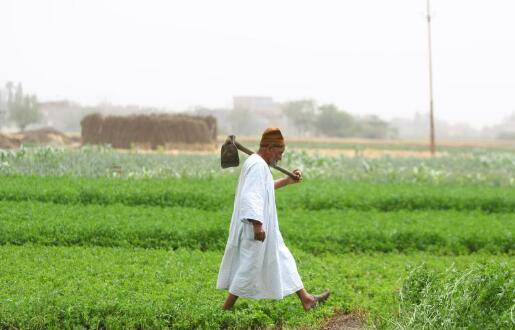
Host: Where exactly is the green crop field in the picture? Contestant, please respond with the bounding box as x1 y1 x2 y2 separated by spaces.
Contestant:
0 145 514 329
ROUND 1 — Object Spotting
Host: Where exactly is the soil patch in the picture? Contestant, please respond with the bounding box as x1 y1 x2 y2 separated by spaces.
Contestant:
0 133 21 149
20 127 76 146
321 312 365 330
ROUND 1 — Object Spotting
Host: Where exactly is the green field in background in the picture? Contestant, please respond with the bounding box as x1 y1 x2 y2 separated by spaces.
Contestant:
0 146 513 328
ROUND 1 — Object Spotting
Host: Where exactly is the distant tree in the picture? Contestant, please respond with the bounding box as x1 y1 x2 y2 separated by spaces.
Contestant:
1 82 15 129
281 99 316 135
0 90 5 129
496 132 515 140
314 104 355 137
9 83 41 132
5 82 14 108
504 112 515 124
355 115 391 139
0 82 15 129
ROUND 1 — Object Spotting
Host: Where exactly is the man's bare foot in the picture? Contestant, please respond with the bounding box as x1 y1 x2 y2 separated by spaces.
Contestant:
303 289 331 311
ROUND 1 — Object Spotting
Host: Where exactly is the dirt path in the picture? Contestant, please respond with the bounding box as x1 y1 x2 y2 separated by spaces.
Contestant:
320 312 365 330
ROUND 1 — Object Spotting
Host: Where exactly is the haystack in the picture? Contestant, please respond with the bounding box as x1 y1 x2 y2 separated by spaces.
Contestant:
80 113 217 149
80 113 103 144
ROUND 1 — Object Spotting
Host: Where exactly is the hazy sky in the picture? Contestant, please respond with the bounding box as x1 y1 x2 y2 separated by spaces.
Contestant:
1 0 514 128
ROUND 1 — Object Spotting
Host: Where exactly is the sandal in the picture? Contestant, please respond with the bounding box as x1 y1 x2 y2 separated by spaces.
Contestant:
306 289 331 310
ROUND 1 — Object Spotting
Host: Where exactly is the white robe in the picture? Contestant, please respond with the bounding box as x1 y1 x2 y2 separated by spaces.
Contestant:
217 153 303 299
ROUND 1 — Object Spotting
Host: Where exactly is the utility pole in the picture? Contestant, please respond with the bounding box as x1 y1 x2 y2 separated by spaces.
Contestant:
426 0 436 155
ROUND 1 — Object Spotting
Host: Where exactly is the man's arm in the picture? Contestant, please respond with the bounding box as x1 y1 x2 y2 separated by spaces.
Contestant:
274 169 302 189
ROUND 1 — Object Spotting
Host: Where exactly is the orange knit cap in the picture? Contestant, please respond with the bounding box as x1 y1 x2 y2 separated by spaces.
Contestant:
260 128 285 147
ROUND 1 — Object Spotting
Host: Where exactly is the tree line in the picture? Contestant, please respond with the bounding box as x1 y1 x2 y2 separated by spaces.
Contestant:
0 82 41 131
0 82 397 139
282 99 396 138
221 99 397 138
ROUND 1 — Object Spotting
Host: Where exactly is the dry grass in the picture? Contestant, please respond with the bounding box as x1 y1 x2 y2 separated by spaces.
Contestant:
304 148 449 158
320 311 366 330
231 135 515 149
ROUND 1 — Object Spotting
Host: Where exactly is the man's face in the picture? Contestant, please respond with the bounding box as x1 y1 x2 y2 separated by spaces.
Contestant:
269 145 285 166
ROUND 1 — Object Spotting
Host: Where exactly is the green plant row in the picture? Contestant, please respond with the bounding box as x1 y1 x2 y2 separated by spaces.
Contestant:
394 263 514 329
1 201 512 254
1 175 515 212
0 245 512 329
1 146 515 185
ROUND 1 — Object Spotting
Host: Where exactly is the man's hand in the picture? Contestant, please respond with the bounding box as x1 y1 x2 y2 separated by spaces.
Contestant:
286 169 302 185
274 169 303 189
250 220 266 242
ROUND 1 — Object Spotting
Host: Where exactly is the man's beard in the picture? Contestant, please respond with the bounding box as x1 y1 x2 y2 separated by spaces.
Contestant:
270 157 279 167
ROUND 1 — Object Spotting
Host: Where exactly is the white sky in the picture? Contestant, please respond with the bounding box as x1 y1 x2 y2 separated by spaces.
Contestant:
1 0 514 128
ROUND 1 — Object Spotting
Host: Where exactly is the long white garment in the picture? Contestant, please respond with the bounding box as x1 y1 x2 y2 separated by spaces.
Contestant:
217 154 303 299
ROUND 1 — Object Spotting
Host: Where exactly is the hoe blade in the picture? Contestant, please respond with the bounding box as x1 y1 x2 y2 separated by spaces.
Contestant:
221 136 240 168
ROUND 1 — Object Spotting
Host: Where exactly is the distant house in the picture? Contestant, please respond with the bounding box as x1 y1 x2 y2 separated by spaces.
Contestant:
231 96 288 134
39 100 86 132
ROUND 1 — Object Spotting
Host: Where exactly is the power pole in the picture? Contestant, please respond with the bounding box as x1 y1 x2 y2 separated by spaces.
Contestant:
426 0 436 155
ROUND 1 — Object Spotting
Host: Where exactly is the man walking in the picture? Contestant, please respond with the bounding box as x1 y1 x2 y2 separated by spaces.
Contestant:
217 128 330 310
